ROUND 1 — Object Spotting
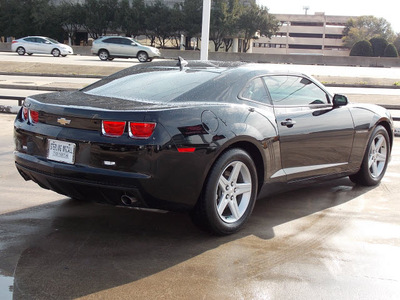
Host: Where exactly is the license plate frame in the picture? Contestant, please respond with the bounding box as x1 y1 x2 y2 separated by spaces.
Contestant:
47 139 76 165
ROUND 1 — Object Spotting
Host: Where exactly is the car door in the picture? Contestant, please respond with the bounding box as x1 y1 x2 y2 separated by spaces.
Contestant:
119 38 137 57
34 37 50 54
264 75 355 182
22 37 37 53
103 38 120 56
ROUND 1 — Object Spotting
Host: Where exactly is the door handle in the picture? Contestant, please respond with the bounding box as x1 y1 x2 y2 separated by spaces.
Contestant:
281 119 296 128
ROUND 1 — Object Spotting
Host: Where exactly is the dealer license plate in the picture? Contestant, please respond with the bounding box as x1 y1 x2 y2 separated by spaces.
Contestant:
47 139 76 164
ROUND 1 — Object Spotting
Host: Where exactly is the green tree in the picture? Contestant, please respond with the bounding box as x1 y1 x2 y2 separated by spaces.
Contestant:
369 37 388 57
83 0 119 39
145 1 176 48
210 0 242 52
393 34 400 54
59 1 86 45
0 0 64 40
116 0 146 37
383 43 399 57
181 0 202 49
237 3 279 53
343 16 395 48
350 40 373 56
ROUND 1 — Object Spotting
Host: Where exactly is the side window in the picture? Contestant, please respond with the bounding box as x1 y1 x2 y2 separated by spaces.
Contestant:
240 77 270 103
263 75 329 106
120 38 132 45
24 38 35 42
103 38 118 44
35 38 46 43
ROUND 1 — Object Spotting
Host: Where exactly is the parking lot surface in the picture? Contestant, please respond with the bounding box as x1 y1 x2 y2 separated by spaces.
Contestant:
1 111 399 299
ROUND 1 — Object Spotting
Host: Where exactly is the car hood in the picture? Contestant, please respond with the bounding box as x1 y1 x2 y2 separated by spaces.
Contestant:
348 102 391 119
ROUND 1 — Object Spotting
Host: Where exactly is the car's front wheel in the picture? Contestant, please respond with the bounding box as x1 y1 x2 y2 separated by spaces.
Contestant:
98 50 109 61
137 51 148 63
51 48 61 57
192 149 258 235
17 47 26 55
350 125 390 186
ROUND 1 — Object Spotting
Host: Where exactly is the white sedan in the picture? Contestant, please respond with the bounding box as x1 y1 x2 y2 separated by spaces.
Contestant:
11 36 73 57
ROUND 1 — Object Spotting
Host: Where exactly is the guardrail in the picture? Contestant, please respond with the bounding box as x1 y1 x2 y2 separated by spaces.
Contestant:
0 95 24 106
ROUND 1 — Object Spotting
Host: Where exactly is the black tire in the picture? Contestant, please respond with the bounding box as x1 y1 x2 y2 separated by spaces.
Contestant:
61 55 67 57
51 48 61 57
349 125 390 186
192 149 258 235
107 57 114 61
137 51 148 63
98 49 109 61
17 47 25 55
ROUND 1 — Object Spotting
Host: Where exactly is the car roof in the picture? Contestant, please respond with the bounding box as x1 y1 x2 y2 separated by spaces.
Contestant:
106 60 310 80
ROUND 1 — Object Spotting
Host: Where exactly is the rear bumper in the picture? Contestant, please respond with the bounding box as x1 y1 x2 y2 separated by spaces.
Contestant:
15 151 149 206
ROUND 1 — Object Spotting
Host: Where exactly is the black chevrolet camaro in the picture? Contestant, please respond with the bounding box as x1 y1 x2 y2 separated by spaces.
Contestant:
14 60 393 235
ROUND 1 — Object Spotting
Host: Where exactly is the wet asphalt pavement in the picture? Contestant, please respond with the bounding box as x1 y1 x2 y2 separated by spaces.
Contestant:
1 110 400 299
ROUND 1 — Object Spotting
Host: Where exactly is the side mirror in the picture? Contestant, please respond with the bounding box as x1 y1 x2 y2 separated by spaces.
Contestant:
332 94 348 108
131 43 137 46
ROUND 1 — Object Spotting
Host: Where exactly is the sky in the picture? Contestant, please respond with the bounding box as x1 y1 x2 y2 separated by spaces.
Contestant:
257 0 400 33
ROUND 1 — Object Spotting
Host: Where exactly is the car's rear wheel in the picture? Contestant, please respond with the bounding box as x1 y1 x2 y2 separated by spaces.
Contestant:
98 50 109 61
192 149 258 235
51 48 61 57
17 47 25 55
137 51 148 63
349 125 390 186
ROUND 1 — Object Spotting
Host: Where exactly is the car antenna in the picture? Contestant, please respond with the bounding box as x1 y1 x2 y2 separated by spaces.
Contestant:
177 56 188 71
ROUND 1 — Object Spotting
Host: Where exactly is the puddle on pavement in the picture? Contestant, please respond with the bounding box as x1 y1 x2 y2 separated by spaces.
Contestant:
0 275 13 299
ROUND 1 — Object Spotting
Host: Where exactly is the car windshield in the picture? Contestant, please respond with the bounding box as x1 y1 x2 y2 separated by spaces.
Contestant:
46 38 59 44
83 69 221 103
130 38 141 45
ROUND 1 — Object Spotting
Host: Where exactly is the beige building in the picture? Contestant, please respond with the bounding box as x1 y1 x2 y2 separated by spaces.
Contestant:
252 13 354 56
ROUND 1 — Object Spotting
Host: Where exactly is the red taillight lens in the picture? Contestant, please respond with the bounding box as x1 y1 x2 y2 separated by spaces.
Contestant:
102 121 126 137
177 147 196 153
12 41 17 44
29 110 39 123
129 122 156 139
22 107 28 121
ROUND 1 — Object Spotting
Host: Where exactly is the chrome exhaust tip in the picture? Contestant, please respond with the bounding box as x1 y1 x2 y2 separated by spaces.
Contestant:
121 194 137 206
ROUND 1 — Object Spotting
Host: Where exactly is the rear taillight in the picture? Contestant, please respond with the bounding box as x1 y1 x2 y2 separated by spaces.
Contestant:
129 122 156 139
21 107 39 124
22 107 28 121
102 120 126 137
12 41 18 44
29 110 39 123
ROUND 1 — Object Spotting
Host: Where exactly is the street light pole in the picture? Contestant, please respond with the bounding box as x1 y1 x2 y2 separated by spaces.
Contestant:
200 0 211 61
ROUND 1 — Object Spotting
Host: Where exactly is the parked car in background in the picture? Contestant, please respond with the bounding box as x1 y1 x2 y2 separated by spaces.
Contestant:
11 36 73 57
14 60 393 235
91 36 161 62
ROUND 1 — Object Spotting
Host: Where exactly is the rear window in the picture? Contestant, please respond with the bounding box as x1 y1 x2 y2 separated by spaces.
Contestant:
84 69 221 103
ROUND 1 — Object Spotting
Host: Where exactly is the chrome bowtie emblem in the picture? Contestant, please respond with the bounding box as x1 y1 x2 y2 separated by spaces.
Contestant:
57 117 71 126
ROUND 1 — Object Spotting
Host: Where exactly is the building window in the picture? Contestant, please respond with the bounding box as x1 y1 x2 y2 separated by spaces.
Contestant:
325 34 343 39
290 22 324 27
288 44 322 50
289 33 323 38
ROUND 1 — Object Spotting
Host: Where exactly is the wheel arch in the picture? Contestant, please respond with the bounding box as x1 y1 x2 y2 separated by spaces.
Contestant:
377 120 393 152
203 139 266 196
98 48 109 55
